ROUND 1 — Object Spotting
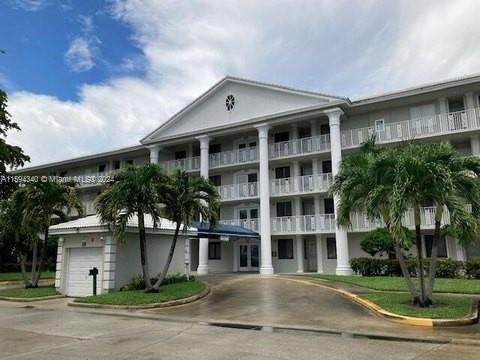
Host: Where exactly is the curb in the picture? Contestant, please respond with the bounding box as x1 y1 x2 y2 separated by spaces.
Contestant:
277 276 479 327
68 285 210 310
0 294 64 302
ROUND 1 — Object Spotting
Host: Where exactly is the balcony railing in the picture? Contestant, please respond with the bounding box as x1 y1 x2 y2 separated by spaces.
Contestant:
159 157 201 172
209 147 258 168
271 214 336 234
220 218 260 232
269 134 331 159
341 108 480 149
270 173 332 196
216 182 259 201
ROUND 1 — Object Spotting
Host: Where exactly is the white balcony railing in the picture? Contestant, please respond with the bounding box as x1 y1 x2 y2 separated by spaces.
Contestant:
269 134 331 159
216 182 259 201
270 173 332 196
159 157 201 172
271 214 336 234
220 218 260 232
341 108 480 149
209 147 258 168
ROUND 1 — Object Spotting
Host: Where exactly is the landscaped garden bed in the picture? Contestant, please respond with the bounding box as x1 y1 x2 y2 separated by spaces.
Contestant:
74 281 207 306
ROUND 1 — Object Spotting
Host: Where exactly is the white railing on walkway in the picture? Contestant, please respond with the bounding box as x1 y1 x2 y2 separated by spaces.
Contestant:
220 218 260 232
341 108 480 149
159 157 201 172
269 134 331 159
270 173 332 196
216 182 259 201
209 147 258 168
271 214 336 234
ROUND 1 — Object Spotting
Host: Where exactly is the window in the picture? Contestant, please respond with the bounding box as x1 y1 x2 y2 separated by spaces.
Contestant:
299 127 311 138
113 161 121 170
98 164 107 173
276 202 292 217
275 166 291 179
239 209 248 219
249 141 257 148
175 150 186 160
209 144 222 154
320 124 330 135
424 235 448 258
448 97 465 112
327 238 337 259
324 198 335 214
248 173 258 183
225 94 235 111
322 160 332 173
238 143 246 149
192 146 200 157
375 119 385 132
250 208 258 219
209 175 221 186
274 131 289 143
208 242 221 260
278 239 294 259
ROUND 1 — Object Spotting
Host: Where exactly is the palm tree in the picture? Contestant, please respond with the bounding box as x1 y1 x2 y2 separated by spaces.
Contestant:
331 138 419 301
393 142 480 305
150 170 220 291
22 180 84 287
95 164 166 291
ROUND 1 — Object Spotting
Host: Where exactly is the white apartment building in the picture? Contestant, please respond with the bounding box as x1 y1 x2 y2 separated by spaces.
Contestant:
18 75 480 277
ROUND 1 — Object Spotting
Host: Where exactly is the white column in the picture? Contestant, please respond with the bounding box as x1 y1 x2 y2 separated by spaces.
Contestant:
55 237 64 292
196 134 210 275
325 108 352 275
233 241 239 272
148 145 161 164
316 234 324 273
470 135 480 155
465 92 475 109
291 124 299 155
103 236 116 293
438 97 448 114
455 240 466 261
310 120 318 138
254 123 274 274
292 160 300 193
296 235 304 273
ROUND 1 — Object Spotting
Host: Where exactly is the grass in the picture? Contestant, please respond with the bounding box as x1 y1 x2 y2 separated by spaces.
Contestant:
303 274 480 294
0 286 58 299
75 281 206 305
0 271 55 282
360 292 474 319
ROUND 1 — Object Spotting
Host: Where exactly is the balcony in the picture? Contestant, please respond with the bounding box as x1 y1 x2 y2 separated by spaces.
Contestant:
271 214 336 234
216 182 259 201
159 157 200 172
220 218 260 232
341 108 480 149
209 147 258 169
269 134 330 159
270 173 332 196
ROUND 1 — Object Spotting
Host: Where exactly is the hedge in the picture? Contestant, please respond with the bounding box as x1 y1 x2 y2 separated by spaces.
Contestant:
350 257 479 279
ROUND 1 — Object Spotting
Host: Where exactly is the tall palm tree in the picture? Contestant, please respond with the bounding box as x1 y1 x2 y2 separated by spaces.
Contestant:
22 180 84 287
331 138 418 300
393 143 480 305
150 170 220 291
95 164 166 291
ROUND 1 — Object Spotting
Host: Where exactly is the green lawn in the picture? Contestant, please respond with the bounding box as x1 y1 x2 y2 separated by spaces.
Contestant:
360 292 473 319
75 281 206 305
0 271 55 282
304 274 480 294
0 286 58 299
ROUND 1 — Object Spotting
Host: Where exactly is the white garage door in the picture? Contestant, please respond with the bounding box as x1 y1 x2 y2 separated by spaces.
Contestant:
66 247 104 297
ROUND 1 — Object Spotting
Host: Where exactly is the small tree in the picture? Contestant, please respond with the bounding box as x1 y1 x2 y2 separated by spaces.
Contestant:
361 228 396 257
150 170 220 291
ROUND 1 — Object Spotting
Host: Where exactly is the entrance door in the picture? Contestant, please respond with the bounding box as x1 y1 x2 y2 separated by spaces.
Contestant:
305 239 317 272
239 243 259 272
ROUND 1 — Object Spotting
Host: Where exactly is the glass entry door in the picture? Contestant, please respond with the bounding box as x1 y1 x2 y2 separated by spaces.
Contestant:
239 243 259 272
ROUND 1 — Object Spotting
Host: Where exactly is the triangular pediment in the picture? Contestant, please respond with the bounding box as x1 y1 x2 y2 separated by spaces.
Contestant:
142 77 345 143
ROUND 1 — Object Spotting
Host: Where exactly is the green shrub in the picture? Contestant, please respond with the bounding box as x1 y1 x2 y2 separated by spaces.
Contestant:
350 257 384 276
360 228 395 257
465 259 480 279
120 273 195 291
433 258 463 278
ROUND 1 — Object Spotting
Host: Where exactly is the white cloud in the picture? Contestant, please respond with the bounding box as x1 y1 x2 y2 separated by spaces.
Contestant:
65 37 95 72
9 0 50 11
8 0 480 166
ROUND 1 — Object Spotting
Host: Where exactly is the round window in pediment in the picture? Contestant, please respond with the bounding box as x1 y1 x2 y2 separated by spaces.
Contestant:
226 94 235 111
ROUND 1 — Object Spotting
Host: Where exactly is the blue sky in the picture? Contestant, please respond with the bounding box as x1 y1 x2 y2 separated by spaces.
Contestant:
3 0 480 166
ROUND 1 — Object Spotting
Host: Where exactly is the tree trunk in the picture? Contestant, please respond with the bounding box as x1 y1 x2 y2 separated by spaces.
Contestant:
29 239 39 288
426 205 443 304
15 232 30 288
32 228 49 287
152 222 181 291
138 211 153 290
414 207 427 307
394 243 418 301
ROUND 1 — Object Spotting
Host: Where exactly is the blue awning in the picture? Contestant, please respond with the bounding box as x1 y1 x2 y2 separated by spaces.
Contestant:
192 222 259 239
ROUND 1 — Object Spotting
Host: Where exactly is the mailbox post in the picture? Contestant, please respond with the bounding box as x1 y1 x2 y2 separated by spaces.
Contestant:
89 267 98 296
